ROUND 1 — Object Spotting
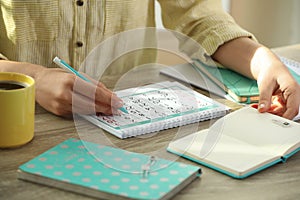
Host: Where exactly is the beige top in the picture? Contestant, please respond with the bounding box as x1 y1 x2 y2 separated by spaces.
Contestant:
0 0 255 75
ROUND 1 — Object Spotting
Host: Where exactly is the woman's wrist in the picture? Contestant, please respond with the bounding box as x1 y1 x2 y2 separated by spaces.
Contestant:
0 60 46 79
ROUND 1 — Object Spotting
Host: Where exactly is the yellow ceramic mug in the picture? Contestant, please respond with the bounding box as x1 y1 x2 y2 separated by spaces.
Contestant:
0 72 35 148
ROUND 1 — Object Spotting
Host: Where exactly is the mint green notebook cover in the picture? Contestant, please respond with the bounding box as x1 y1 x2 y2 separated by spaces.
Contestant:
193 60 259 98
18 138 201 200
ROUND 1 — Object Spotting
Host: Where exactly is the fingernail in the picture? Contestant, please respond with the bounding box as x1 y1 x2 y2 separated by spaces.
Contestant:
112 97 123 106
113 109 122 116
116 100 123 107
258 103 266 110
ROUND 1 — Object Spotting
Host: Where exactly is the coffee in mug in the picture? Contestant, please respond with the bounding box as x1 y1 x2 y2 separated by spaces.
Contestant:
0 81 27 90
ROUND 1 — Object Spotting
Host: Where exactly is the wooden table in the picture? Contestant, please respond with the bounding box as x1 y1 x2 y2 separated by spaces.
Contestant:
1 44 300 200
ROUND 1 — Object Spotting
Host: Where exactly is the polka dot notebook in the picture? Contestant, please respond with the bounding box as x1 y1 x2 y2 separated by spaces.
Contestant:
18 138 201 200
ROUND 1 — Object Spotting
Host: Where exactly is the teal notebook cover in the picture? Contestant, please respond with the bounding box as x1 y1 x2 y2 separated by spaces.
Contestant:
18 138 201 200
192 60 259 103
167 147 300 179
167 148 279 179
193 59 300 104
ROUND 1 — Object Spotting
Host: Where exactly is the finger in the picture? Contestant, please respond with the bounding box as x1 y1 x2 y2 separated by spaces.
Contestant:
282 94 300 120
251 97 286 116
257 77 277 113
72 77 122 109
280 82 300 119
81 73 119 98
89 79 124 109
267 104 285 116
283 105 299 120
94 82 124 109
282 106 298 119
72 91 116 115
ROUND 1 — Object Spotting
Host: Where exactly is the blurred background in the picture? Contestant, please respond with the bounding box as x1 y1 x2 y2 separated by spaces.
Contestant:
155 0 300 48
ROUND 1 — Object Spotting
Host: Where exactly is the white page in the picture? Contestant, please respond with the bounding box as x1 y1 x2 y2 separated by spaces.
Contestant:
169 130 277 176
209 107 300 156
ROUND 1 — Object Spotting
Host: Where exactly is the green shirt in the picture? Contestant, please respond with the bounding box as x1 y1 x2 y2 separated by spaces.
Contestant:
0 0 255 75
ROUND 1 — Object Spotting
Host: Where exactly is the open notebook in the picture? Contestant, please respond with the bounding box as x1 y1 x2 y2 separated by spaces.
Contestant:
167 107 300 179
82 81 229 139
18 138 201 200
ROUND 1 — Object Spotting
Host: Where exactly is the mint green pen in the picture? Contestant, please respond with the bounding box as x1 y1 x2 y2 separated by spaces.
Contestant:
53 56 128 114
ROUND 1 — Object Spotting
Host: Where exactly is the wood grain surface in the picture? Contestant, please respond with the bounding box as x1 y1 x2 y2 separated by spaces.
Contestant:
1 44 299 200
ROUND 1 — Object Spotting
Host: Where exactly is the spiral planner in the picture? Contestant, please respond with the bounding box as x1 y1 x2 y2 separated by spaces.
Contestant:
279 56 300 78
82 81 229 139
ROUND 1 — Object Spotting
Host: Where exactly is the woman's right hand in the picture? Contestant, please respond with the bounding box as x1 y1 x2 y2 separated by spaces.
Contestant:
0 60 123 117
35 68 124 117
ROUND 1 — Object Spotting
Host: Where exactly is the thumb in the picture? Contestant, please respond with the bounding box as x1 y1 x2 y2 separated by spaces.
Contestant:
257 80 273 113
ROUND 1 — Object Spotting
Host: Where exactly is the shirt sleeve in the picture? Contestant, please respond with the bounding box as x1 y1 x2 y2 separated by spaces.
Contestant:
157 0 257 63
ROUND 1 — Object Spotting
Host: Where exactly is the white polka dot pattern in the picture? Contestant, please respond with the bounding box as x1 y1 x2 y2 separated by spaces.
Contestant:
19 138 201 199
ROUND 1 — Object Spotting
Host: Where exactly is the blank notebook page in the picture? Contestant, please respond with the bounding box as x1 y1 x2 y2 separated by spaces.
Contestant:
169 130 277 175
